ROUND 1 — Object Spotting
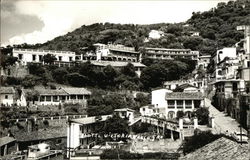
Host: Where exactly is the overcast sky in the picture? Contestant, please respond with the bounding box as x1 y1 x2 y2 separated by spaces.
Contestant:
1 0 231 46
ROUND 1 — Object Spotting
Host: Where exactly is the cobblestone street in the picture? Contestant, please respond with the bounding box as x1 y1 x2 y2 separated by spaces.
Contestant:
205 98 247 134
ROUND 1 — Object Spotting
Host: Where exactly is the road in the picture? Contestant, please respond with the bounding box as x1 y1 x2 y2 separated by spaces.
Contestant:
205 98 247 134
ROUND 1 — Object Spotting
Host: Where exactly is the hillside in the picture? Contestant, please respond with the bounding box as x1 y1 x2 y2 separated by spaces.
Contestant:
10 0 250 56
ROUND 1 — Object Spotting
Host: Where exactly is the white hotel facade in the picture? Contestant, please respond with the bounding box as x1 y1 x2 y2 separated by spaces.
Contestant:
13 48 82 66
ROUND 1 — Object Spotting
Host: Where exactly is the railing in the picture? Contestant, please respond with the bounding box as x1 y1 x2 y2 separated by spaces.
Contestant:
1 114 87 123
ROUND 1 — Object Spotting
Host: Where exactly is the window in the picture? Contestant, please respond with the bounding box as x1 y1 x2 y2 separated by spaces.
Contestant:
177 100 183 108
168 100 175 108
69 57 72 61
40 96 45 102
32 55 36 61
185 100 192 108
39 55 43 62
18 54 23 60
59 56 62 61
142 108 145 111
53 96 58 102
70 95 76 99
247 61 250 67
5 95 8 99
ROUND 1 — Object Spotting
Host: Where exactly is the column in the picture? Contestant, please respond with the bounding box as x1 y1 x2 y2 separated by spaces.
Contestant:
183 100 186 110
170 130 174 140
179 118 184 140
210 117 215 128
4 144 7 156
191 100 194 109
194 117 198 129
174 100 177 109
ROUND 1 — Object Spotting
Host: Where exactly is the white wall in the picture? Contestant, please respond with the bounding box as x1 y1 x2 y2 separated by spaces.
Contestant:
151 89 172 108
216 48 237 64
67 122 80 157
0 94 14 106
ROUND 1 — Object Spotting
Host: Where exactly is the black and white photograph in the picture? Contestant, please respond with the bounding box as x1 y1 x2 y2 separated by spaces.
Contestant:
0 0 249 159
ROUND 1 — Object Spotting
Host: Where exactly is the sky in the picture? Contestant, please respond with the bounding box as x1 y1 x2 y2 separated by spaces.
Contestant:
1 0 231 46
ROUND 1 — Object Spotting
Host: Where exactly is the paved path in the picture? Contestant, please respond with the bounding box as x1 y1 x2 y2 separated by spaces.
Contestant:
205 98 247 134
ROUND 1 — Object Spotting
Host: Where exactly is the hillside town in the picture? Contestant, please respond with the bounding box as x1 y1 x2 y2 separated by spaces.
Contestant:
1 0 250 160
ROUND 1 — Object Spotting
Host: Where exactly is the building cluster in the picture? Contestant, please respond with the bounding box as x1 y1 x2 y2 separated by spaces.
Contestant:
209 25 250 129
8 42 201 78
0 86 91 107
140 87 204 119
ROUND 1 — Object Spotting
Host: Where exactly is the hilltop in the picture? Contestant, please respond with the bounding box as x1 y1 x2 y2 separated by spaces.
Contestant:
8 0 250 56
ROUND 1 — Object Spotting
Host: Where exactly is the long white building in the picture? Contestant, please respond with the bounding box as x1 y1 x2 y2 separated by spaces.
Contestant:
13 48 82 65
142 48 199 61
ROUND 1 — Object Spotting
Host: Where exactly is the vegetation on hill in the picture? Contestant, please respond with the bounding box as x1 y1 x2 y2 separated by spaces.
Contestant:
4 0 248 57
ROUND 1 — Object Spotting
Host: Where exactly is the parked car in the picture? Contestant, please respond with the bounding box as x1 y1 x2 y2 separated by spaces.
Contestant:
231 131 248 143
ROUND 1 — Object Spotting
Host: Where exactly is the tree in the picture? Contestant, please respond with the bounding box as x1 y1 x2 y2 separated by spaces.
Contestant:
67 73 88 87
195 107 209 125
1 55 18 69
43 54 57 64
103 65 118 87
53 67 68 84
27 63 45 76
103 114 129 134
121 63 137 77
21 75 40 88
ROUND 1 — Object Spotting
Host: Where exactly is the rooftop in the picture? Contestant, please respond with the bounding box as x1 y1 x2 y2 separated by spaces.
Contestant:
14 127 66 142
114 108 135 112
70 115 112 125
89 61 146 67
165 92 203 100
180 137 248 160
145 47 191 51
35 88 67 96
0 136 16 147
0 87 15 94
62 87 91 95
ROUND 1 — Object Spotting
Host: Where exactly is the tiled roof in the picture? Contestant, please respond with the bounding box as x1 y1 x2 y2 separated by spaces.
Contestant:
35 89 67 96
71 115 112 125
180 137 248 160
0 136 16 146
14 127 66 142
90 61 146 67
114 108 135 112
62 87 91 95
0 87 15 94
165 92 203 100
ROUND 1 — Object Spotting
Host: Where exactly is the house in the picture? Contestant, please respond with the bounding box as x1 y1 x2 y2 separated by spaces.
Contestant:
88 61 146 77
27 143 50 160
114 108 135 124
27 143 62 160
148 30 164 39
197 55 211 69
21 87 91 106
142 48 199 61
84 43 140 62
14 127 67 151
180 137 248 160
0 87 16 106
13 48 81 66
0 136 17 156
67 115 112 158
139 105 155 117
150 88 204 119
163 92 204 119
